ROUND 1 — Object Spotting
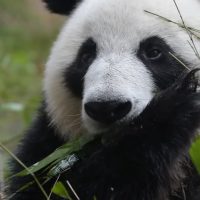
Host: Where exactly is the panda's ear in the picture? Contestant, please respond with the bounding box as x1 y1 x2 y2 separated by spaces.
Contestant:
42 0 81 15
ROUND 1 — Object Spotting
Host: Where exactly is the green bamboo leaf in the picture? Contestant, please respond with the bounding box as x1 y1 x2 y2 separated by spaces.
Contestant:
17 148 68 176
16 135 93 176
52 181 72 200
190 137 200 174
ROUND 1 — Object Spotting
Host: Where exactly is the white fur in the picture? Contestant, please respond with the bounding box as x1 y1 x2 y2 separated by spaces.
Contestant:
44 0 200 138
82 55 155 133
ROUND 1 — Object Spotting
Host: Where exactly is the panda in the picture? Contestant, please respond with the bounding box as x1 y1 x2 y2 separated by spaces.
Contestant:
6 0 200 199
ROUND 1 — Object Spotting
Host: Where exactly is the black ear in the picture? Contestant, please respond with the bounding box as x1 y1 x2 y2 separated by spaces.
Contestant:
42 0 81 15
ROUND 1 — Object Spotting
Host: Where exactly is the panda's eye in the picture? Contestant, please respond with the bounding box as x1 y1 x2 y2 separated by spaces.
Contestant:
79 38 97 66
144 47 162 60
81 53 95 65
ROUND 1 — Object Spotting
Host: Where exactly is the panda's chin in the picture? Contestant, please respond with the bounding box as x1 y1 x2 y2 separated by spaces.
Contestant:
83 120 112 135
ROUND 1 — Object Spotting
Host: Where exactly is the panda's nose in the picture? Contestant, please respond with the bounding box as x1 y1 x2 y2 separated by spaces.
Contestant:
84 101 132 123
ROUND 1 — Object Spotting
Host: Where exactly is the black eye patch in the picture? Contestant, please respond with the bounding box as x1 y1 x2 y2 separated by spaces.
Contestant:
64 38 97 97
137 36 188 90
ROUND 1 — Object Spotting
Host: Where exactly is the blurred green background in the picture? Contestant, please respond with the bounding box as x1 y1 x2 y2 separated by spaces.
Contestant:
0 0 64 149
0 1 65 185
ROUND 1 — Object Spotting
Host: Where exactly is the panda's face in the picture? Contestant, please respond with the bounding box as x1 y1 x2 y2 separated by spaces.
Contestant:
44 0 200 137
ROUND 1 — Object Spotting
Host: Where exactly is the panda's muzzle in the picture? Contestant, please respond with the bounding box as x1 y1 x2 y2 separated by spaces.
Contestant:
84 101 132 124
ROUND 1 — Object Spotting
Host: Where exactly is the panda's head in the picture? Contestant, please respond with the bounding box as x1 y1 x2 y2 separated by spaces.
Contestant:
43 0 200 138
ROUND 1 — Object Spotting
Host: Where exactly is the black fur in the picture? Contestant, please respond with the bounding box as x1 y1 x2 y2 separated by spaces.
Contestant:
7 70 200 199
42 0 81 15
64 38 97 97
63 70 200 200
7 104 65 200
137 36 188 90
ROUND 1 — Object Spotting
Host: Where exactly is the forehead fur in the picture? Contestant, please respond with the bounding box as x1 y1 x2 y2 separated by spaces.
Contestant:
44 0 200 138
49 0 200 63
72 0 200 28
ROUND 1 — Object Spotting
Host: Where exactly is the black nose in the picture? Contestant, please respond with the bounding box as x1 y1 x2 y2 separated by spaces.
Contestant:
84 101 132 123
